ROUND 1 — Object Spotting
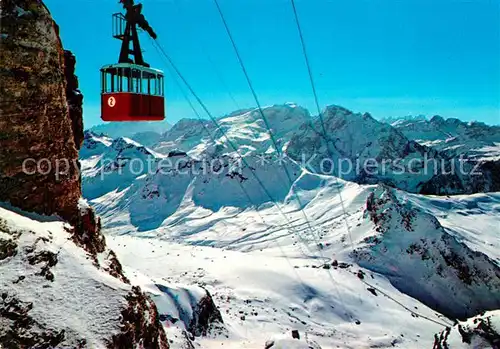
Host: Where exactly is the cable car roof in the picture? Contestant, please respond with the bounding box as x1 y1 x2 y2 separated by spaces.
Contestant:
100 63 164 76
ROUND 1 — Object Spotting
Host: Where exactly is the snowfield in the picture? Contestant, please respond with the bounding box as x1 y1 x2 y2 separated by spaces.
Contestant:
77 105 500 348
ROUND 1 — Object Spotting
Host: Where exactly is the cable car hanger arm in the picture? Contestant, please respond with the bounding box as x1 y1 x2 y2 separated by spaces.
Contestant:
116 0 157 67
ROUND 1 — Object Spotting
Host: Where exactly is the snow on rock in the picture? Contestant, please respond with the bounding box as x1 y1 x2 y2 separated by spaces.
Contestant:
80 130 113 159
354 184 500 320
287 105 500 195
0 205 168 348
432 310 500 348
146 283 224 338
287 106 440 190
391 115 500 160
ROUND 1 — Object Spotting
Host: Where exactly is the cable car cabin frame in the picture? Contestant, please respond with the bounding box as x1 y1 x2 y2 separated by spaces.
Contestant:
100 63 165 121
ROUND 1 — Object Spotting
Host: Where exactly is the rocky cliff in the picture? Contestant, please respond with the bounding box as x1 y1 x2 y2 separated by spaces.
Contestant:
355 184 500 320
0 1 169 347
0 0 82 221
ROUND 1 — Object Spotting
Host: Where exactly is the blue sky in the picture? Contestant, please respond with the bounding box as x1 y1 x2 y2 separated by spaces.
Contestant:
46 0 499 127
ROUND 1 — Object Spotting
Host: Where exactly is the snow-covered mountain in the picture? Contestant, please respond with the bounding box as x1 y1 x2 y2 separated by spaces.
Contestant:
379 114 428 124
80 104 500 348
81 131 168 201
433 310 500 348
287 105 500 194
89 119 171 144
391 115 500 160
356 184 500 320
153 103 310 158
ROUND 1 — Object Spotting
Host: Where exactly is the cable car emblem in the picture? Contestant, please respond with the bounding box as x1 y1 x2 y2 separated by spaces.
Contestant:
108 96 116 107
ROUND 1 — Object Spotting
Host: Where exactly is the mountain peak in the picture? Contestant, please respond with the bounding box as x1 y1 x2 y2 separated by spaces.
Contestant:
430 115 445 124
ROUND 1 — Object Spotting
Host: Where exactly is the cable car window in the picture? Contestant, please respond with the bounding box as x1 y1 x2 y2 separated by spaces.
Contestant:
151 74 157 95
106 72 112 93
142 74 149 95
117 68 123 92
137 70 142 93
101 71 105 93
127 68 133 92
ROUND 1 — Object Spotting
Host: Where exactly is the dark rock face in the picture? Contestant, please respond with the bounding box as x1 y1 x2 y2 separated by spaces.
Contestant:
188 290 224 337
64 50 84 149
0 0 81 222
110 286 169 349
0 293 68 348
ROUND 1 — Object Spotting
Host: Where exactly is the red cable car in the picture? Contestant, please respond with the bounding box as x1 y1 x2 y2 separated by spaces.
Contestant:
101 63 164 121
101 0 165 122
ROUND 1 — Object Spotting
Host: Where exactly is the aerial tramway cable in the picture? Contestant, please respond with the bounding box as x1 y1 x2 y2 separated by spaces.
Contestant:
288 0 354 250
210 0 356 317
211 0 325 249
288 0 454 328
150 37 322 259
150 38 331 307
171 0 242 112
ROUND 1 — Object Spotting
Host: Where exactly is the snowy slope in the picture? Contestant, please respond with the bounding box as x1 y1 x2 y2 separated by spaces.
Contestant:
80 105 500 348
107 235 450 349
99 178 500 348
0 204 164 348
83 155 500 348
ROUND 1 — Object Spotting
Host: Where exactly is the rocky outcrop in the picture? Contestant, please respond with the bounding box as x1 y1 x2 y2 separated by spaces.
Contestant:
433 310 500 348
153 283 224 339
111 286 169 349
0 0 81 221
0 1 169 348
355 185 500 320
0 208 169 349
187 289 224 337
